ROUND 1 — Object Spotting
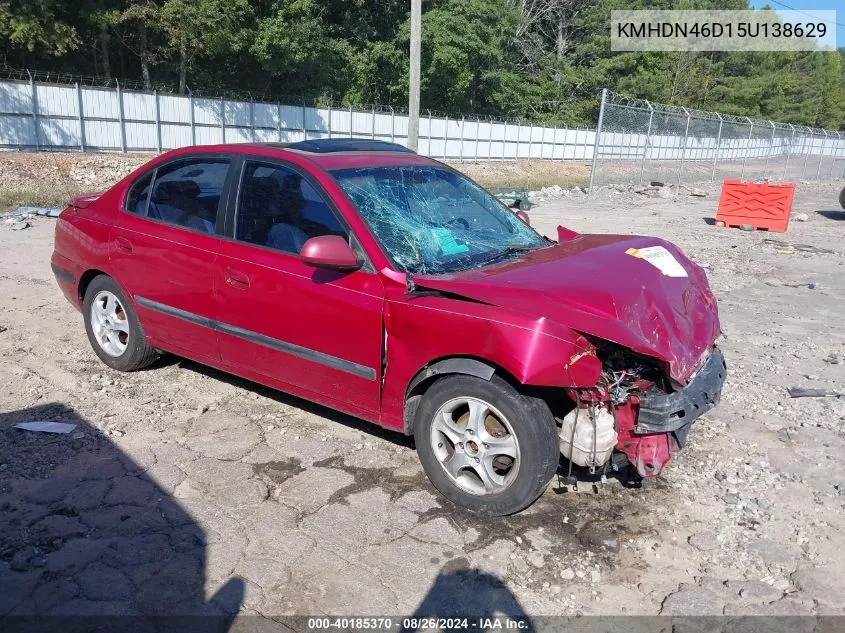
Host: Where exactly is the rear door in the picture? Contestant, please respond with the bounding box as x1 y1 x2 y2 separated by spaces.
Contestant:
215 157 384 418
110 155 234 362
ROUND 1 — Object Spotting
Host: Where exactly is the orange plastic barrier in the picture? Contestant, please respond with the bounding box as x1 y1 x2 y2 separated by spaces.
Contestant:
714 180 796 232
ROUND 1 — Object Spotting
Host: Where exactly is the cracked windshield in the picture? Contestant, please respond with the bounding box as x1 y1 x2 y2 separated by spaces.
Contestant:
332 166 546 274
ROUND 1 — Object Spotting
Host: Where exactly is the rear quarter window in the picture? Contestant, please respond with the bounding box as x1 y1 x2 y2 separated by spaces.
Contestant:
125 172 154 215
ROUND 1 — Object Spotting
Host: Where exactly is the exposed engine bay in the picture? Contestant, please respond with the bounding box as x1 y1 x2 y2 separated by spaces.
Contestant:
559 341 727 480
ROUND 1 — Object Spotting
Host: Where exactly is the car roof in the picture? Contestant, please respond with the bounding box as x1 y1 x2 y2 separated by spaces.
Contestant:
165 139 444 171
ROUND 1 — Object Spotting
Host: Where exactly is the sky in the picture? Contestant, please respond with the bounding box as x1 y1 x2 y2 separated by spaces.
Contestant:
750 0 843 48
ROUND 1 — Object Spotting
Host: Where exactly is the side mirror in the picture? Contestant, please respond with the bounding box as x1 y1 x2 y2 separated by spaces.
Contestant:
300 235 361 271
516 210 531 225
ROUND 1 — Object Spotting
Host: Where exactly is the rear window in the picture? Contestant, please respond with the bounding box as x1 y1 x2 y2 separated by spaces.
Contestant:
124 159 230 234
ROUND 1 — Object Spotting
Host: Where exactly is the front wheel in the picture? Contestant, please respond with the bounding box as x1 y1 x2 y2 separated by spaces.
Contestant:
414 375 559 515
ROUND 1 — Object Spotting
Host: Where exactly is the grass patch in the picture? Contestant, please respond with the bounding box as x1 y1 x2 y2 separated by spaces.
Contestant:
0 188 83 211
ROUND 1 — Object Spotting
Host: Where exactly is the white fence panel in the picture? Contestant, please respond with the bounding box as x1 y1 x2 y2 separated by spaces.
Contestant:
122 91 155 122
158 94 189 123
193 98 221 126
0 116 35 146
81 87 118 119
0 78 608 161
85 121 121 149
306 107 330 134
0 81 33 113
37 85 77 117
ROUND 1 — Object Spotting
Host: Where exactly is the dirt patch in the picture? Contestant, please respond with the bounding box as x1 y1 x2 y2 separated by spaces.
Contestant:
0 151 590 210
455 159 591 190
1 164 844 618
0 152 151 210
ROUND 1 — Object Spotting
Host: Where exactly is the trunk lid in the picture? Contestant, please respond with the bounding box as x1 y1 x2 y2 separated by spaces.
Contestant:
416 233 721 383
67 192 103 209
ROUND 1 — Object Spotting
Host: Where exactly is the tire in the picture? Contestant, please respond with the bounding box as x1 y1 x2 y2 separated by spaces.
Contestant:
83 275 157 371
414 374 559 515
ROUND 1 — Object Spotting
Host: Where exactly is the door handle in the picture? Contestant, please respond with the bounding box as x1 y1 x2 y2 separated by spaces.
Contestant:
115 237 133 253
225 267 250 288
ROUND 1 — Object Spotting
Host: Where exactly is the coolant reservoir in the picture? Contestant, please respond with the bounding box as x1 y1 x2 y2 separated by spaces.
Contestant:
559 406 617 468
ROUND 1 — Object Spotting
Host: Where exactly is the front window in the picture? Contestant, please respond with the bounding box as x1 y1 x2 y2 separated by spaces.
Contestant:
235 160 347 254
331 166 546 274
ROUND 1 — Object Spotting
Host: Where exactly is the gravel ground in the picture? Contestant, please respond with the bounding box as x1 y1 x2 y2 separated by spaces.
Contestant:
1 157 844 626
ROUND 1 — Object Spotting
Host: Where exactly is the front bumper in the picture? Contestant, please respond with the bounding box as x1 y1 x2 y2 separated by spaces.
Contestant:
635 347 726 438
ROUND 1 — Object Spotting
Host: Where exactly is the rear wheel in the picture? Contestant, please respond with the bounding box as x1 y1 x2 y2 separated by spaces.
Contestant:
414 375 558 515
83 275 157 371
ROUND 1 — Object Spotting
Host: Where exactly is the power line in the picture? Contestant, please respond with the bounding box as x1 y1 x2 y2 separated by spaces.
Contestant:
763 0 845 30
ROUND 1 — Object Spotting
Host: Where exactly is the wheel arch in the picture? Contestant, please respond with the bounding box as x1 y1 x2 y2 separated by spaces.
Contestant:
78 269 110 304
402 355 521 435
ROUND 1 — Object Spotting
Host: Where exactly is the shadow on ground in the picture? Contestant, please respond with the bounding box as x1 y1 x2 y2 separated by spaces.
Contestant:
816 210 845 221
1 403 545 632
401 564 533 632
166 357 415 448
0 403 244 631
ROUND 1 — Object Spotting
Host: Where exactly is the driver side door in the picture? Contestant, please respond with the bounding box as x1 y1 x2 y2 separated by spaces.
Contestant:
215 157 385 419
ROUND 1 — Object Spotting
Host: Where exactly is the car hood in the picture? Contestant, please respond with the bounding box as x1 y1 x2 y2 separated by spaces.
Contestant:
415 233 721 383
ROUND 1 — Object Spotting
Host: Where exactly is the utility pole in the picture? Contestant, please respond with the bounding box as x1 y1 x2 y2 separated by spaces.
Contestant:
408 0 421 151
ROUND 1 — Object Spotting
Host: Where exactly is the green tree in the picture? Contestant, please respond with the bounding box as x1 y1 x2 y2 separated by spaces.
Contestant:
408 0 529 114
0 0 77 56
0 0 841 130
160 0 253 94
251 0 352 101
118 0 160 90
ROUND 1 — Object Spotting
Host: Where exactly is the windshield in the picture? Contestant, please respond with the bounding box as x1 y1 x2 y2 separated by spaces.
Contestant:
331 166 546 275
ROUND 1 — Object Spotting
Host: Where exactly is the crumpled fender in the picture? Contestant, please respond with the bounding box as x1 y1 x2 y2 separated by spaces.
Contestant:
379 289 602 432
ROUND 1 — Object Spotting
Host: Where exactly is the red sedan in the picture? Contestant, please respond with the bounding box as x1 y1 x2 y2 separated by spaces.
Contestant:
51 139 725 515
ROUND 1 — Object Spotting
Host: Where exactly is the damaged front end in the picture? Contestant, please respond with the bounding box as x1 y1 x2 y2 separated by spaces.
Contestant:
560 342 727 480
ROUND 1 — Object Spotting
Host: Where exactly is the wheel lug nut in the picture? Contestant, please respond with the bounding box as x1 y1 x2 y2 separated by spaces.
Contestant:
483 443 489 450
473 457 480 464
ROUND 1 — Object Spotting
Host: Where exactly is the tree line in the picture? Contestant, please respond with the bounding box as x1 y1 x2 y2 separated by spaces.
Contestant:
1 0 843 129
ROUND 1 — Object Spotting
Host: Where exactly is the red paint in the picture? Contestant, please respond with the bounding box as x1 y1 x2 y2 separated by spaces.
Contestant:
614 399 673 478
215 237 384 416
413 233 719 384
67 192 103 209
556 225 579 242
111 207 222 362
51 144 723 474
300 235 361 270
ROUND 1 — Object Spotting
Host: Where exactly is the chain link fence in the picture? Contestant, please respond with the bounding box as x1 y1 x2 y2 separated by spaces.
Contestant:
4 66 844 190
589 90 845 191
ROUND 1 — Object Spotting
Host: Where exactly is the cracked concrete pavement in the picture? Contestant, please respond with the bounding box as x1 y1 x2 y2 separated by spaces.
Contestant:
1 169 845 625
